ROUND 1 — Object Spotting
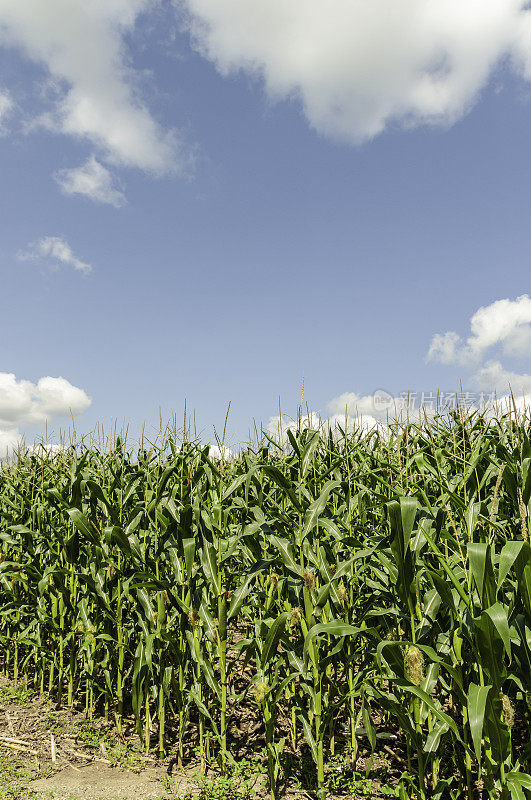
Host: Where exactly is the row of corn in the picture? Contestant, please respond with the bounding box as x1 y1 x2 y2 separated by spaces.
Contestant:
0 410 530 799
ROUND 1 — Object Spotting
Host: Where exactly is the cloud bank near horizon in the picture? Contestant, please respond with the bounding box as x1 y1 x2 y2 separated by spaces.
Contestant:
428 294 531 398
267 295 531 439
0 372 91 458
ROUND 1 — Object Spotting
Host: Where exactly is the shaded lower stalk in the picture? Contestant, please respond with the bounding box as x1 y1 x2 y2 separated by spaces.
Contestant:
218 591 228 773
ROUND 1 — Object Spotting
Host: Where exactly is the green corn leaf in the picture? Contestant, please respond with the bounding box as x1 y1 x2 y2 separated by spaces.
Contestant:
466 501 482 540
228 560 270 620
390 679 461 741
483 601 511 658
261 466 302 511
467 682 491 763
67 508 99 545
391 496 418 552
298 711 318 764
422 528 471 608
518 562 531 617
506 772 531 791
104 525 132 557
424 720 449 754
221 473 248 503
485 692 511 765
286 429 300 458
200 540 219 594
522 457 531 506
199 594 217 642
317 517 343 541
301 481 341 544
475 611 506 690
136 587 155 625
125 510 143 536
468 542 496 608
261 612 289 669
497 540 526 592
270 535 300 578
303 621 360 663
300 430 320 477
362 700 376 751
507 779 526 800
182 537 195 580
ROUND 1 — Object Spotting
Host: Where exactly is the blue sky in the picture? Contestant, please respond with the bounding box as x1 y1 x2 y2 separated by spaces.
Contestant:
1 1 531 453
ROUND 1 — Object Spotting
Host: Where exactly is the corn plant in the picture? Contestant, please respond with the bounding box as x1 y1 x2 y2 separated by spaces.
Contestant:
0 409 530 799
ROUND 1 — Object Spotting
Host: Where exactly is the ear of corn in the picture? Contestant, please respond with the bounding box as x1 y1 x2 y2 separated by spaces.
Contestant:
1 411 531 797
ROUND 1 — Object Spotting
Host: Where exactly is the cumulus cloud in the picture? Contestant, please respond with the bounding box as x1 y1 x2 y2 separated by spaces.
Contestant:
267 406 383 444
266 388 450 444
0 427 22 459
0 372 91 459
321 297 531 426
428 295 531 366
181 0 531 143
426 331 464 366
268 294 531 442
267 411 322 441
208 443 236 460
55 156 125 206
4 1 531 179
327 392 380 419
473 360 531 397
0 0 180 173
0 373 91 427
0 87 13 132
466 294 531 358
18 236 92 274
424 294 531 409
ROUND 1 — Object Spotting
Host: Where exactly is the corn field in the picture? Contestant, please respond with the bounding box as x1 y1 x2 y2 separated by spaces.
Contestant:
1 409 531 800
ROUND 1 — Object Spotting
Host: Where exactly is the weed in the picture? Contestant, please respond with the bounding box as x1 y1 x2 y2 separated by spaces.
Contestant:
0 755 39 800
0 683 32 707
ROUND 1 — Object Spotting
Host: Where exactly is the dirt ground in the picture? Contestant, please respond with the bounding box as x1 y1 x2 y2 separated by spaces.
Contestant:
28 764 175 800
0 677 212 800
0 677 397 800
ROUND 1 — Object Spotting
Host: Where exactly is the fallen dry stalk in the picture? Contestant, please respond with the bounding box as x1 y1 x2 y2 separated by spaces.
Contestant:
0 734 32 745
0 741 39 755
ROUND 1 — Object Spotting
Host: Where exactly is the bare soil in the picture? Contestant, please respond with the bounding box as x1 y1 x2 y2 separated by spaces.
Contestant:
28 764 174 800
0 676 396 800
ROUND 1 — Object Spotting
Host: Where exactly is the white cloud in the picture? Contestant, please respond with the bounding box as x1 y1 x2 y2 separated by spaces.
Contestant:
428 294 531 366
474 359 531 397
0 372 91 458
19 236 92 274
426 331 465 366
271 294 531 442
327 391 382 418
425 295 531 409
0 372 91 427
0 87 13 133
267 406 384 444
267 411 322 440
0 0 180 173
0 427 22 459
208 443 236 460
181 0 531 143
55 156 125 206
467 294 531 358
35 376 92 418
